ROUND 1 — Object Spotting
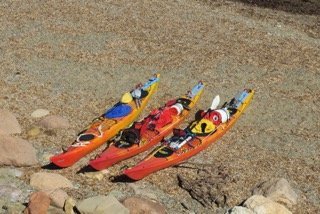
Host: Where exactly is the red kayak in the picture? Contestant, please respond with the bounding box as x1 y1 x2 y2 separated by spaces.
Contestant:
89 82 205 170
123 89 254 180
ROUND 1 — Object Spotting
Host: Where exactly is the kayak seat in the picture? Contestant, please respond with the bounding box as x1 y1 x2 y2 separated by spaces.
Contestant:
189 118 217 136
176 98 191 110
115 128 140 148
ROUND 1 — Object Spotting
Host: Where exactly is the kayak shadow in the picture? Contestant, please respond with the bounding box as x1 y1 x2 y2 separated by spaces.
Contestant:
109 174 136 183
77 165 97 174
41 163 63 170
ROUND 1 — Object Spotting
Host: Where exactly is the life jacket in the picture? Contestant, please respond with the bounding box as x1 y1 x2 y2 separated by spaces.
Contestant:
190 108 230 135
190 118 216 135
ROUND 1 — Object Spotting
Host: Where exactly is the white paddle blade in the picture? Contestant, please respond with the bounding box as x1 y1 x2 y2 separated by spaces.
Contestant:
210 95 220 110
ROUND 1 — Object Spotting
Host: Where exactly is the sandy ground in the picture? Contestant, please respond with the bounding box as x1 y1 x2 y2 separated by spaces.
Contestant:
0 0 319 213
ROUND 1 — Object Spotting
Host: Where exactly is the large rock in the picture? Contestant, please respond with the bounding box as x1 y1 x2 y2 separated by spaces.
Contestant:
38 115 70 129
76 195 129 214
253 178 298 208
244 195 292 214
0 135 38 167
0 109 21 134
24 191 51 214
123 196 166 214
226 206 254 214
30 172 73 190
45 189 69 208
0 185 22 202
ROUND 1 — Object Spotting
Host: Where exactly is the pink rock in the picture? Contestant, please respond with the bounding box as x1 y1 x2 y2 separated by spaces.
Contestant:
38 115 70 129
0 109 21 135
0 135 38 167
123 196 166 214
24 191 51 214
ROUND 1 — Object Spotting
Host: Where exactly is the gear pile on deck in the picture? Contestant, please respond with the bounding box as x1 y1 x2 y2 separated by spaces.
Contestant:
89 82 204 170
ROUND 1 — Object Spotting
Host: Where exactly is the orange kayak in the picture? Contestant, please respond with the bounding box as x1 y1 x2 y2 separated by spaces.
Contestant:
50 74 160 168
89 82 205 170
123 89 254 180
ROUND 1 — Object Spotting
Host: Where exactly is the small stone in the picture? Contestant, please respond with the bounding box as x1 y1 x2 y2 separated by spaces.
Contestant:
0 109 21 135
39 115 70 129
27 127 41 138
244 195 292 214
83 169 109 181
76 195 129 214
0 135 38 167
45 189 69 208
47 205 65 214
24 191 51 214
253 178 298 208
226 206 254 214
0 185 22 202
123 196 166 214
3 202 26 214
31 109 50 118
30 172 73 190
64 197 77 214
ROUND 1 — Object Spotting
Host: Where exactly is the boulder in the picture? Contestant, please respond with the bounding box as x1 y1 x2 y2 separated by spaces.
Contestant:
244 195 292 214
253 178 298 208
0 135 38 167
24 191 51 214
76 195 129 214
30 172 73 190
45 189 69 208
123 196 166 214
0 109 21 134
226 206 254 214
39 115 70 129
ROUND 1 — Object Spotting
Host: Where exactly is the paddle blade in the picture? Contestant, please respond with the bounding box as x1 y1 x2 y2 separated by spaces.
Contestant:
210 95 220 110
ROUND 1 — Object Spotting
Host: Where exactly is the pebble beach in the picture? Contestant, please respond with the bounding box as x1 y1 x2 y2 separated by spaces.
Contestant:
0 0 319 213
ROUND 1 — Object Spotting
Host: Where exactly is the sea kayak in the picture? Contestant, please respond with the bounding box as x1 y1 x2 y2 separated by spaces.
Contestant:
89 81 205 170
50 74 160 168
123 89 254 180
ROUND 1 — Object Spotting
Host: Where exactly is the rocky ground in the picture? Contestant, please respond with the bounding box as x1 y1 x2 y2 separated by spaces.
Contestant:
0 0 319 213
